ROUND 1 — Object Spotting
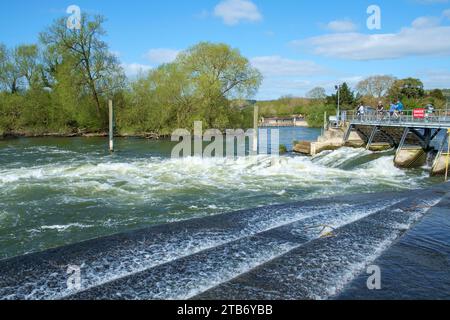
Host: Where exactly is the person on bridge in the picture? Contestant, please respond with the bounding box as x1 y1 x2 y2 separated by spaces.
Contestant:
396 100 404 116
377 101 385 120
357 103 365 120
389 102 398 119
426 103 435 121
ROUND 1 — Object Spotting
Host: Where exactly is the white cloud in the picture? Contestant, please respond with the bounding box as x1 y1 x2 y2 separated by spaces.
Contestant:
325 19 358 33
122 63 152 78
293 10 450 61
214 0 262 26
250 56 326 77
145 48 180 64
412 16 441 28
293 15 450 60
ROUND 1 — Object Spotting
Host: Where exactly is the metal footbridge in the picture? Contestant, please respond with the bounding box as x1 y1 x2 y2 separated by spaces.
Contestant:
343 110 450 152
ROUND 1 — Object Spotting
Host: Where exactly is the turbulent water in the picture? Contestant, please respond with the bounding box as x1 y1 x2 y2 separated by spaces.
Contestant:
0 131 441 261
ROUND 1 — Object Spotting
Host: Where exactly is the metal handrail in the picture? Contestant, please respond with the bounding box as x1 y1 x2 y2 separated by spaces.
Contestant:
347 109 450 126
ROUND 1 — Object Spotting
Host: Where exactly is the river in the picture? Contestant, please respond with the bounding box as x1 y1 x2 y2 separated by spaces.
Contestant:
0 127 443 261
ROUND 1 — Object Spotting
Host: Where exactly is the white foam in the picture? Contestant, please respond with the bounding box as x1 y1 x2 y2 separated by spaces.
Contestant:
40 223 94 232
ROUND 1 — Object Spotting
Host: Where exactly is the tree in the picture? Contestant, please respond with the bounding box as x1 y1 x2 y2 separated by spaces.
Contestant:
356 75 396 98
179 42 262 100
14 45 41 88
0 44 22 93
388 78 425 100
429 89 445 101
122 42 262 133
176 42 263 128
326 82 355 109
40 14 125 117
306 87 326 100
0 44 8 91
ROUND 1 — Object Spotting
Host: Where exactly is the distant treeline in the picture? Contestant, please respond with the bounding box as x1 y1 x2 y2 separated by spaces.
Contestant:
0 13 262 137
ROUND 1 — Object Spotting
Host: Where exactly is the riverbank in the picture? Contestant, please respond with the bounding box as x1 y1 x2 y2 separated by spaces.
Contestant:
0 130 164 140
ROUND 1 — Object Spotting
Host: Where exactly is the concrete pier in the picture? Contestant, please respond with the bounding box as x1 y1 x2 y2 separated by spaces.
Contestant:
394 147 427 168
294 126 364 156
431 153 450 176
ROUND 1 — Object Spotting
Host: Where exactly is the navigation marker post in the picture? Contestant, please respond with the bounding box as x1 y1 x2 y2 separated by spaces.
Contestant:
109 100 114 153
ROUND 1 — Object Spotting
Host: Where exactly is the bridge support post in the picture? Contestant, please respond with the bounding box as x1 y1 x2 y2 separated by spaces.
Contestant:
396 128 410 157
366 126 379 150
431 131 449 177
395 127 428 168
343 124 354 144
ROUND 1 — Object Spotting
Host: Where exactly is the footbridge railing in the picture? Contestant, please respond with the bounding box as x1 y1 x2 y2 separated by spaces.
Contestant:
346 109 450 129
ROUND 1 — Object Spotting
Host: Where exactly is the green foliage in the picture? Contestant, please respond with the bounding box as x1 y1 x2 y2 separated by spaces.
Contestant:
119 42 262 135
305 104 336 128
279 144 288 155
326 83 355 110
258 97 310 117
388 78 425 100
40 14 125 120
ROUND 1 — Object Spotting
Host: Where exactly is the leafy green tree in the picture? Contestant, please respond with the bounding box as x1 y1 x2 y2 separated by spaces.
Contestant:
14 45 41 88
326 82 355 109
0 44 22 93
40 14 125 118
388 78 425 100
122 42 262 134
429 89 445 101
178 42 262 128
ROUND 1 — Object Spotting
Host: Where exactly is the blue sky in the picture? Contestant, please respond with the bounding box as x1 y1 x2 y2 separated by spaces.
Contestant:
1 0 450 100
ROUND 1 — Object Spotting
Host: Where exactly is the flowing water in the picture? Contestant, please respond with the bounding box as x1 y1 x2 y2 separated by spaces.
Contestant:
0 128 441 260
0 127 448 300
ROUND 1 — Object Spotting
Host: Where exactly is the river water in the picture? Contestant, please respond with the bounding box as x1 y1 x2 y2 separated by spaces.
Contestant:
0 127 443 261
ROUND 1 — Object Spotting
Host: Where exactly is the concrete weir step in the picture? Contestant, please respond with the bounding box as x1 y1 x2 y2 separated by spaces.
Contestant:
66 197 411 300
0 192 398 300
0 185 447 300
194 188 445 300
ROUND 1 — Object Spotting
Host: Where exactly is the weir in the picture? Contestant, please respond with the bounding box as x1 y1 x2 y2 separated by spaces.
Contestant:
0 183 447 300
344 110 450 173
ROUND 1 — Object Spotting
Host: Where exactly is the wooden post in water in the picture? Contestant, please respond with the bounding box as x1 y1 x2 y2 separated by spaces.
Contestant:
109 100 114 153
253 105 259 153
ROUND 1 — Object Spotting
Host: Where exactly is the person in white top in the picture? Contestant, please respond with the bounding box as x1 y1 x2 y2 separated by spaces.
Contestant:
357 104 365 120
